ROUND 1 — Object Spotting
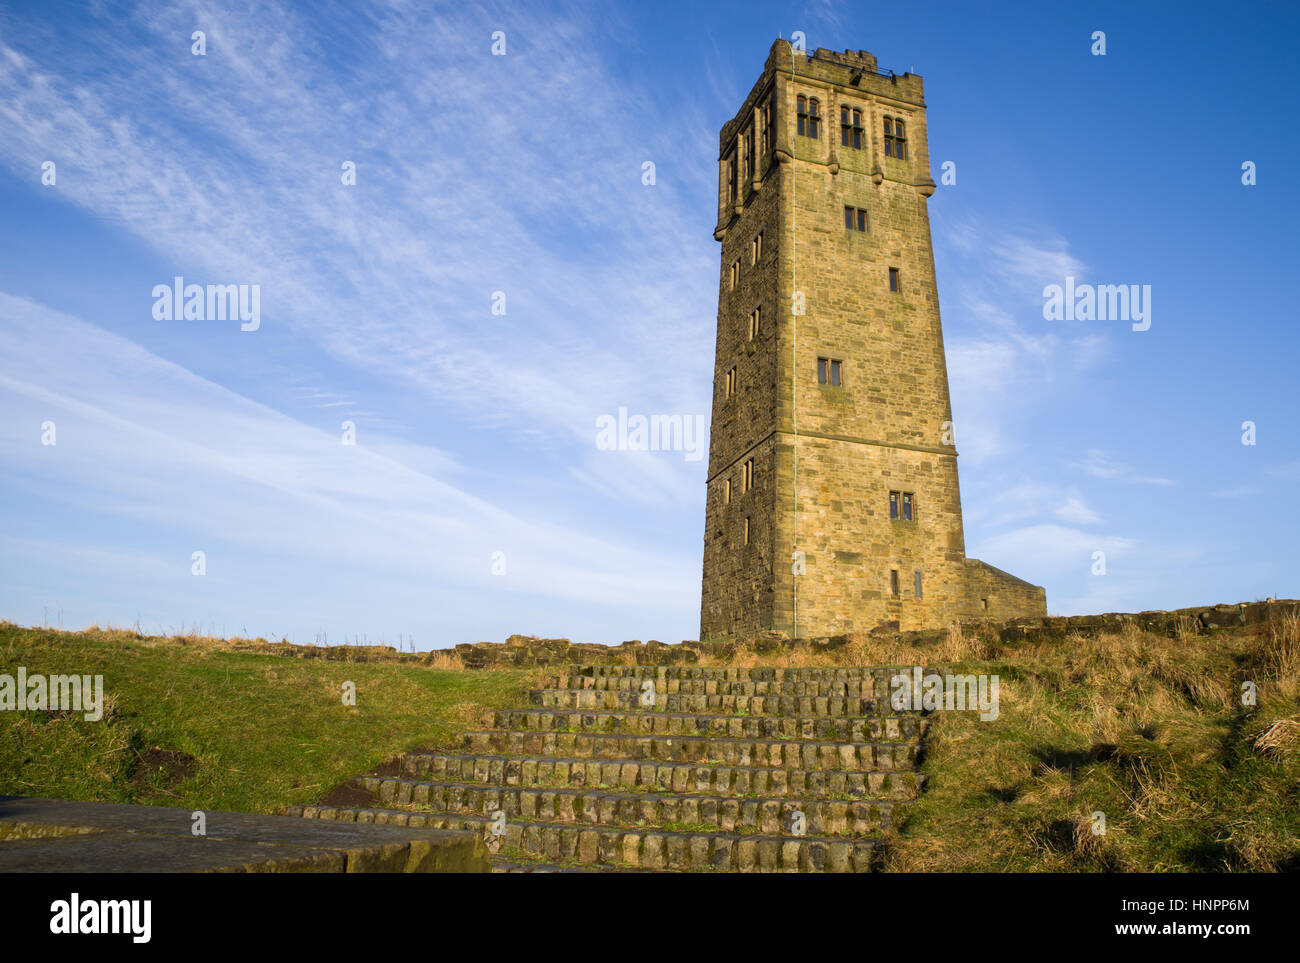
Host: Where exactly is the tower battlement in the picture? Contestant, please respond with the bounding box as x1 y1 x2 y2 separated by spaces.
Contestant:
719 41 924 155
700 39 1045 638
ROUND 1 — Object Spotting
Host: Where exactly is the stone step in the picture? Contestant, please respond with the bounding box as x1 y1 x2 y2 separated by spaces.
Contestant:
529 688 885 716
550 677 894 699
493 708 923 742
359 775 900 834
490 858 616 873
290 805 881 872
570 665 923 682
460 730 918 770
400 751 923 799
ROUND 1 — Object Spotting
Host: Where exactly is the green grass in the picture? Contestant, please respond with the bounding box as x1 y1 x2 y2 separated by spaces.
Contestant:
0 623 537 814
4 615 1298 872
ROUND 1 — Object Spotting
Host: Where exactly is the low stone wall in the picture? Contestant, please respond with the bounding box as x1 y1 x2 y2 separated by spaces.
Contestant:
452 599 1299 668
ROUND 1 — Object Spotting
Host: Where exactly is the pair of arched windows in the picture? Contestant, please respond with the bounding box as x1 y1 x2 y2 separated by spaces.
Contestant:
840 107 864 149
801 99 908 160
796 95 820 138
883 116 908 159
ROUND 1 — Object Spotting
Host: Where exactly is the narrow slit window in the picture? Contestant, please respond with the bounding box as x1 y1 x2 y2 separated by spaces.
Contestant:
724 478 732 505
743 516 750 546
748 306 760 340
890 569 900 597
743 459 754 492
726 366 737 398
902 493 914 521
889 267 900 292
752 231 763 263
914 571 923 599
889 491 899 519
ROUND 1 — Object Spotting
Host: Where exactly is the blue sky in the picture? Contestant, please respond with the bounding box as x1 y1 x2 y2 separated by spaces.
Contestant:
0 0 1296 648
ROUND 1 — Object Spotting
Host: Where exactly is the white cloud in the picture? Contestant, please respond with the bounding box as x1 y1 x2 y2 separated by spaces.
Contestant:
937 215 1103 464
0 0 718 503
1074 448 1174 486
967 480 1103 529
0 292 698 636
974 523 1136 580
1054 495 1103 526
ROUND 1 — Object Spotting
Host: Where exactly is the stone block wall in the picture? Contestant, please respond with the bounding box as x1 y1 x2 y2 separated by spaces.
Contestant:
701 39 1046 638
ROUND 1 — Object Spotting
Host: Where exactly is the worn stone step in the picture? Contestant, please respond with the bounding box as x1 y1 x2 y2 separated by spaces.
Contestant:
359 775 900 834
552 677 891 699
493 708 922 741
461 730 917 770
400 751 923 799
490 858 620 873
529 688 884 716
570 665 923 682
290 805 881 872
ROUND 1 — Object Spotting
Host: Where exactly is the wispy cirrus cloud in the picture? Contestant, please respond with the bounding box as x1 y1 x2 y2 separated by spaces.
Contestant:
937 215 1105 464
1074 448 1175 486
0 292 697 640
0 0 717 501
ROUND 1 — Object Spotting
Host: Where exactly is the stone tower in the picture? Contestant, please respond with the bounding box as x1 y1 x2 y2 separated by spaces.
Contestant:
700 39 1046 639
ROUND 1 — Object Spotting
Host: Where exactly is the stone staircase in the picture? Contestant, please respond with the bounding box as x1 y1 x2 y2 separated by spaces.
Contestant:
288 665 928 872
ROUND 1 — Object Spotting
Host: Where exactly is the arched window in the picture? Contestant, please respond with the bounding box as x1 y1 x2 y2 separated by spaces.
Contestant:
760 94 774 157
841 107 863 149
744 121 755 180
884 116 907 159
797 96 819 138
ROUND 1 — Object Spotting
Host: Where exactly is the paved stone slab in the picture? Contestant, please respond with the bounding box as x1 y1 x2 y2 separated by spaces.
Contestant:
0 796 489 873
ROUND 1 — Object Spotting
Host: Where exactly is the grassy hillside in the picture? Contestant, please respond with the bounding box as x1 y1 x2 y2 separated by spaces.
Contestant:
2 615 1297 871
0 623 539 813
878 614 1300 872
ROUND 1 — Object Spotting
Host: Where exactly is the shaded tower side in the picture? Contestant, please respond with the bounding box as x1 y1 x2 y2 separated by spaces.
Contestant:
700 66 787 639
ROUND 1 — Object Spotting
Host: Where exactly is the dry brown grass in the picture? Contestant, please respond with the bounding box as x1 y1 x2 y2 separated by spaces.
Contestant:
445 700 492 732
1174 615 1200 645
1261 609 1300 684
425 650 465 671
1253 717 1299 760
886 619 1300 873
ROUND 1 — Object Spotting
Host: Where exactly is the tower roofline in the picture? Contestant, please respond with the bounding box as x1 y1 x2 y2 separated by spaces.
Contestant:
719 38 925 155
